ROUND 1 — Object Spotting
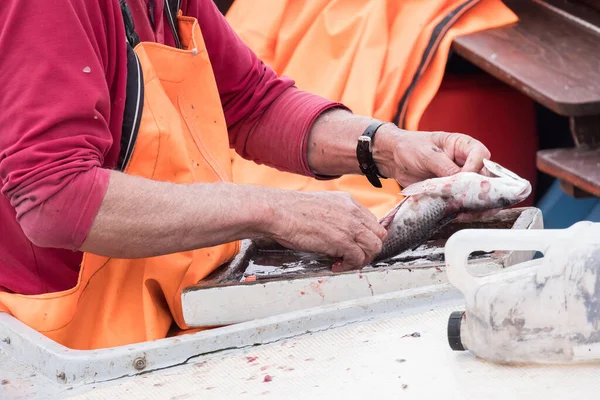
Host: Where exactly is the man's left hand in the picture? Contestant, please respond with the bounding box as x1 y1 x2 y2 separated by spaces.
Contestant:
373 124 492 187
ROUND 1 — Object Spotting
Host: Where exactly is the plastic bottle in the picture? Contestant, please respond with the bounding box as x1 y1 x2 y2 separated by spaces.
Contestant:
444 221 600 364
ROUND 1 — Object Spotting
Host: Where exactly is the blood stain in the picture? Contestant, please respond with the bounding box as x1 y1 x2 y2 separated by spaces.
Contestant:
263 375 273 383
309 282 324 300
247 356 258 363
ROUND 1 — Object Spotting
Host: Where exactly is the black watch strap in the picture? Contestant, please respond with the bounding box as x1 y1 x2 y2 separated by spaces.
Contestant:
356 121 387 188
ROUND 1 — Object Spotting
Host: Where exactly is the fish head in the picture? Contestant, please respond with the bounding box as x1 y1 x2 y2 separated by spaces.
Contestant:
481 158 532 204
454 159 531 210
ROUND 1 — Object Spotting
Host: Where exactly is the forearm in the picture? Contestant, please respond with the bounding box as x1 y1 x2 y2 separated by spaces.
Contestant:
306 108 395 177
308 108 493 187
229 86 346 176
80 171 273 258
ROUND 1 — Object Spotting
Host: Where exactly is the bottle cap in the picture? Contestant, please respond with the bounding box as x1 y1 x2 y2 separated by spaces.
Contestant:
447 311 466 351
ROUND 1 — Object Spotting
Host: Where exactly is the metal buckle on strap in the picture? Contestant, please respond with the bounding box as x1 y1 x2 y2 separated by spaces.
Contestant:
356 121 388 188
119 0 141 46
164 0 183 49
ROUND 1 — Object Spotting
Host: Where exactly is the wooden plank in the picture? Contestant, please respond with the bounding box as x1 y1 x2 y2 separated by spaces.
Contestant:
559 180 595 198
452 0 600 116
537 147 600 196
541 0 600 28
569 115 600 147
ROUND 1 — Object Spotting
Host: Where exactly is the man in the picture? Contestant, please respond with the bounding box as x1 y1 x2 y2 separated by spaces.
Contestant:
0 0 490 349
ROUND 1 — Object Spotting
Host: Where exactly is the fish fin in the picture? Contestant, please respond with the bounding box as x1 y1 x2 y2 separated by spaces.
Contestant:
378 197 408 228
482 158 524 181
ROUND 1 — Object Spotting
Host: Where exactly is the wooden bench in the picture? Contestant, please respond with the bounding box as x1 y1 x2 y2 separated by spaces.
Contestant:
537 147 600 197
452 0 600 197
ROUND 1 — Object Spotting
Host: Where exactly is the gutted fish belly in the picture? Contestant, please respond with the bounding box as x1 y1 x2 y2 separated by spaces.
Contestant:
374 159 532 263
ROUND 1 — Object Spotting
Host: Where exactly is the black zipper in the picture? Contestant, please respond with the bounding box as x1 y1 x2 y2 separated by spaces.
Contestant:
392 0 479 128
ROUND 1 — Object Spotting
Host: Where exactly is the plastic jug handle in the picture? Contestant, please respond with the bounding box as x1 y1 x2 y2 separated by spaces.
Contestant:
444 228 572 297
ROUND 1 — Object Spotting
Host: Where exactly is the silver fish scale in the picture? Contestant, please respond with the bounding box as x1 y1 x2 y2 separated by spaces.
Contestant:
375 197 448 262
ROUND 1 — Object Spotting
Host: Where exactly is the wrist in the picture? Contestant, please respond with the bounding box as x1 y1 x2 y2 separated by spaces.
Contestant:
247 186 285 238
307 109 371 176
371 124 398 178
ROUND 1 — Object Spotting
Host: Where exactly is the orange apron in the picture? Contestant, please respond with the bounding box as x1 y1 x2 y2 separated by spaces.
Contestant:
225 0 518 219
0 5 239 350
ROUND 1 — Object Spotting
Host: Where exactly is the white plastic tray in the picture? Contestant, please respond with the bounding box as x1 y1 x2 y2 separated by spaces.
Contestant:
3 281 600 399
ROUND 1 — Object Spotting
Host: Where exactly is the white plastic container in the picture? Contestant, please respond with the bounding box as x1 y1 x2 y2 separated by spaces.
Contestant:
444 220 600 364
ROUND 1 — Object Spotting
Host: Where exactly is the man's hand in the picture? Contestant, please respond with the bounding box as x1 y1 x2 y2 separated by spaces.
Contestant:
263 190 388 271
306 109 491 186
373 125 492 187
81 172 385 271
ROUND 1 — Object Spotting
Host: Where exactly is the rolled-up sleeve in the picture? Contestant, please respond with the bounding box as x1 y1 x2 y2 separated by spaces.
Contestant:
185 0 349 176
0 0 126 249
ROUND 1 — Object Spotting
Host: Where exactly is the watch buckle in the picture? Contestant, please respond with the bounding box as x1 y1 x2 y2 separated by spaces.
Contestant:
358 135 372 152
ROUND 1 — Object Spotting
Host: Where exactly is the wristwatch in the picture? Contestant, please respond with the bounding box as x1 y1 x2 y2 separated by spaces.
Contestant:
356 121 388 188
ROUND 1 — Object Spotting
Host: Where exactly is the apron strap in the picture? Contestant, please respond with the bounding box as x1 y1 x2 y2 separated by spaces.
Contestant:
118 44 144 171
117 0 145 171
117 0 183 171
118 0 181 49
164 0 183 49
119 0 141 47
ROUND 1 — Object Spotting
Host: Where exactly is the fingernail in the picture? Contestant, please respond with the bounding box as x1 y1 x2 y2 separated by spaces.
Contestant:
332 261 344 272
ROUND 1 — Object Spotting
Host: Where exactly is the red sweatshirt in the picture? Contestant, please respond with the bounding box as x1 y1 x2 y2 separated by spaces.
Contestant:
0 0 344 295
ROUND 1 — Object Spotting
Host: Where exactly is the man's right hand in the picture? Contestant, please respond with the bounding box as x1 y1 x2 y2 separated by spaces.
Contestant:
80 173 386 271
263 190 388 271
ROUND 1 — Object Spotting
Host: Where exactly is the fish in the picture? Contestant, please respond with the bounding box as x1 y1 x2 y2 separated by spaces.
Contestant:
373 158 532 263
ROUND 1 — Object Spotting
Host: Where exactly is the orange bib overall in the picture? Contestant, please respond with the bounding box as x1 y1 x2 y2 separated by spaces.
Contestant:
0 3 239 350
